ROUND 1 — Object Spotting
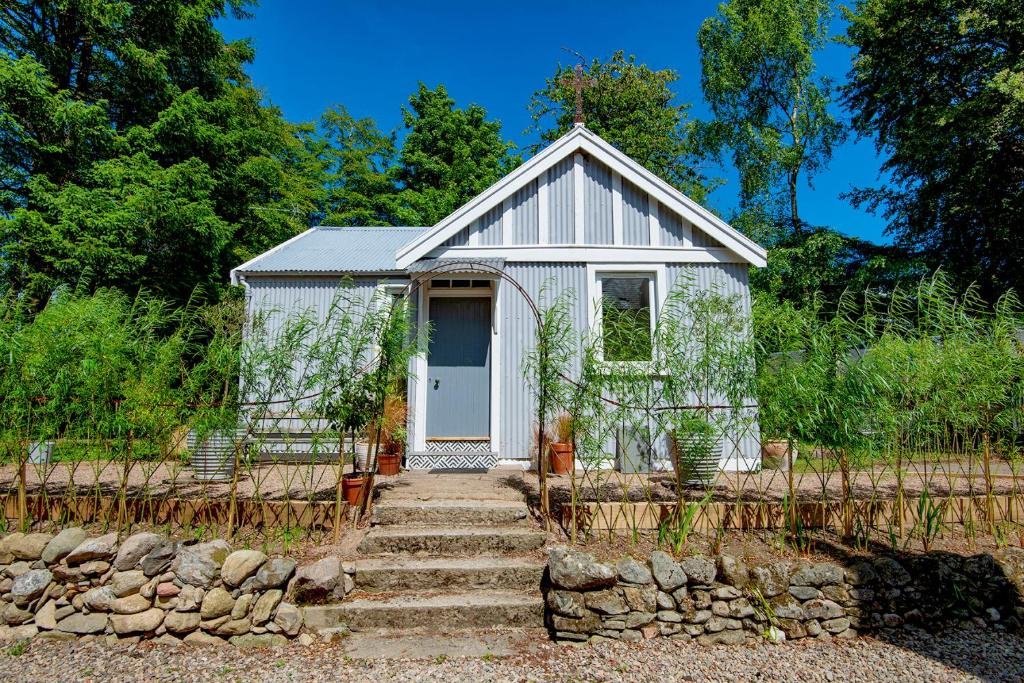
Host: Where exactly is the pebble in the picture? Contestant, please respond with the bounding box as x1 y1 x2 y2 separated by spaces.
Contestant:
0 627 1020 681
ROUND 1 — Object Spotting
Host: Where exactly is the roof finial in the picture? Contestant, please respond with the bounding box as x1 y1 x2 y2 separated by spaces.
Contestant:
563 61 596 126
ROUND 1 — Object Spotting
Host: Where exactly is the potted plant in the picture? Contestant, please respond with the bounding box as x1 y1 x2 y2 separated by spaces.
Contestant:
549 413 575 475
671 415 722 486
760 438 797 471
334 387 376 507
368 394 406 476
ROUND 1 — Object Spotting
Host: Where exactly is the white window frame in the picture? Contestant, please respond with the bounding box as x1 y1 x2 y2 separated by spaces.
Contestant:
586 264 668 370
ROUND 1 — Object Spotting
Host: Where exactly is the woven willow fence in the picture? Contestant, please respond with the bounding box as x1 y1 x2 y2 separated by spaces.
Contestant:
532 275 1024 552
0 284 417 551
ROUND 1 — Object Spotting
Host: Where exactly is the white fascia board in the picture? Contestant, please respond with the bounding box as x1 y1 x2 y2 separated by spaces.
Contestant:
229 227 317 285
396 128 589 268
426 245 748 264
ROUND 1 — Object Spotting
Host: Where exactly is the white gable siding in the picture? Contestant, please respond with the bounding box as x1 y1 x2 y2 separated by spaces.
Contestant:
509 179 539 244
583 156 614 244
692 226 724 248
442 225 470 247
547 157 575 244
474 205 502 245
442 155 725 252
658 203 689 247
622 178 650 246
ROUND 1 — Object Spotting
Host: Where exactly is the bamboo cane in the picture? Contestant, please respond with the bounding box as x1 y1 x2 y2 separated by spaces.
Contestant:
227 436 242 539
983 430 996 536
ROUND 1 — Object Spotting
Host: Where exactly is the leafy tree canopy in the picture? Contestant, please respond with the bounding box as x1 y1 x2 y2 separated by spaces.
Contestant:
749 224 924 304
313 105 406 227
314 85 518 228
843 0 1024 299
396 83 519 226
697 0 844 244
0 0 320 309
529 51 714 203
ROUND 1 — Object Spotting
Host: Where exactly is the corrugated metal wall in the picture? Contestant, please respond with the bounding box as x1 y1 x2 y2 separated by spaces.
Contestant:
498 261 758 469
622 178 650 245
474 205 503 245
442 225 470 247
658 203 688 247
243 276 380 417
500 262 588 460
548 157 575 243
509 179 539 245
584 156 614 244
691 226 724 248
666 263 760 469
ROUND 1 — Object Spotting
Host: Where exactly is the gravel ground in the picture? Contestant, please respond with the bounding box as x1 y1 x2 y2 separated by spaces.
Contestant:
1 628 1021 683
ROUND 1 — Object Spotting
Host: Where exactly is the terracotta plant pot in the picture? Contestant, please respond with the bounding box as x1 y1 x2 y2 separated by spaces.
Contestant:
761 439 796 471
377 453 401 476
550 442 574 474
341 473 369 507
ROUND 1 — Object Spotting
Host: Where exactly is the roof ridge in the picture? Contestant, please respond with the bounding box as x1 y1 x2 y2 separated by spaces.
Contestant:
317 225 428 231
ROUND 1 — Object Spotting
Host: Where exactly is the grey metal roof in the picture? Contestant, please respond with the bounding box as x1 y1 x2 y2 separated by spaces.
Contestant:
406 257 506 274
234 227 429 274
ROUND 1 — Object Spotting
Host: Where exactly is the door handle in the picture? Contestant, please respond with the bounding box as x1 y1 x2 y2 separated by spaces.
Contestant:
433 379 440 390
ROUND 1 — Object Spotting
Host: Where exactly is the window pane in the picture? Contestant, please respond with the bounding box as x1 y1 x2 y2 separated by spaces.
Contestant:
601 277 652 361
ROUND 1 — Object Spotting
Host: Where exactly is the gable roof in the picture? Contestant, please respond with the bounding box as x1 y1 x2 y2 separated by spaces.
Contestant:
395 125 767 269
230 226 428 282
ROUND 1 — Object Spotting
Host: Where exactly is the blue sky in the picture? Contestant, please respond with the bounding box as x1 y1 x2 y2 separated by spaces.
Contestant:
219 0 890 243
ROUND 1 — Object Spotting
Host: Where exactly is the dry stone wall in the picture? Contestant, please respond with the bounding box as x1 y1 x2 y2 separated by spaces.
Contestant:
0 530 356 647
546 546 1024 645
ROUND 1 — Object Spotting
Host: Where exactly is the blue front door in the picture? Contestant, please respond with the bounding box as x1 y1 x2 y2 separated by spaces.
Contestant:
427 297 491 438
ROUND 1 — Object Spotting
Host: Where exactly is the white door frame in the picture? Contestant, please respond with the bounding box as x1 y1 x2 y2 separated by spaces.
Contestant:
410 279 501 454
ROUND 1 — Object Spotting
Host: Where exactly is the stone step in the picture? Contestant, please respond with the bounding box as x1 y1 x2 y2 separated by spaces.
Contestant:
356 526 547 556
371 499 531 527
302 591 545 631
337 629 548 660
354 556 545 592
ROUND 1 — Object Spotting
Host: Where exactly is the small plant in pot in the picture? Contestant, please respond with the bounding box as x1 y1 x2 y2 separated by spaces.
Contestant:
374 395 407 477
549 413 575 475
760 438 797 471
333 387 376 508
672 414 723 487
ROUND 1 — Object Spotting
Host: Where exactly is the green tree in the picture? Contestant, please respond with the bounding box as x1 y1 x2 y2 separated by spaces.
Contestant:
697 0 844 243
843 0 1024 298
313 105 413 227
395 84 518 226
750 226 922 304
530 51 713 202
0 0 320 308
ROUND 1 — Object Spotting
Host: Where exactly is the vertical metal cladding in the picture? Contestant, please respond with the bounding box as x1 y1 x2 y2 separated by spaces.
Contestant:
442 225 470 247
509 179 539 244
691 225 724 248
243 276 380 414
548 158 575 243
474 205 503 245
666 263 760 470
500 262 588 461
622 178 650 246
658 202 688 246
584 156 614 244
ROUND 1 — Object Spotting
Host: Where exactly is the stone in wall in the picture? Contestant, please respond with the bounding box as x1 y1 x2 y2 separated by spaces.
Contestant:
544 545 1024 645
0 529 354 647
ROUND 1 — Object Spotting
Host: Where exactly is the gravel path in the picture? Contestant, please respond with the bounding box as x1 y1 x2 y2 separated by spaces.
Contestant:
1 628 1021 683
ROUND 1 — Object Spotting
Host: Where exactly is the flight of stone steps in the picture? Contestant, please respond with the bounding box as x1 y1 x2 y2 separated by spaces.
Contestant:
302 476 548 634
